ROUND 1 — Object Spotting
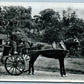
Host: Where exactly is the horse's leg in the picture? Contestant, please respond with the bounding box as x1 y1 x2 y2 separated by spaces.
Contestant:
28 52 39 75
31 63 34 75
28 61 34 75
59 58 63 77
62 58 66 76
59 58 66 77
28 61 32 74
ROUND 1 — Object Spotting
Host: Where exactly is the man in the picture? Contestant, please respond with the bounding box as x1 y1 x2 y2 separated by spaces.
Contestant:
9 30 21 54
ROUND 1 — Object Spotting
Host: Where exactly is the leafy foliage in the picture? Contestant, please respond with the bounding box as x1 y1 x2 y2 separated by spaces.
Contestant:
0 6 84 57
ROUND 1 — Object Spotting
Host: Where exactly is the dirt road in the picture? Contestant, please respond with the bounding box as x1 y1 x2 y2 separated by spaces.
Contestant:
0 66 84 82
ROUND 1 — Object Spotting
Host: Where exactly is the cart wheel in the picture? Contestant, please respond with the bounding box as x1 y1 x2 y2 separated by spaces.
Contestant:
23 55 30 72
5 55 25 75
23 55 30 61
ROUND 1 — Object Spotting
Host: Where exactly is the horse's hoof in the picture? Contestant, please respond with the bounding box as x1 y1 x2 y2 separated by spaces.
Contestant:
32 73 34 75
61 75 63 77
28 73 30 75
27 71 31 75
64 74 67 77
61 74 67 77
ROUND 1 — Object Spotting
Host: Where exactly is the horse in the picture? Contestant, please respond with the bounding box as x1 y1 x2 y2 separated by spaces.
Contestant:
27 37 80 77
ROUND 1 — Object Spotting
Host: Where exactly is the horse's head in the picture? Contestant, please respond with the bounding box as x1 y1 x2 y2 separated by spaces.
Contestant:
73 36 80 50
64 36 80 50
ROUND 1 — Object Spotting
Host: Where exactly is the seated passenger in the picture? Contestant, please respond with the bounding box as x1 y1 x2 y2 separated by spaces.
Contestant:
9 39 17 55
9 30 21 55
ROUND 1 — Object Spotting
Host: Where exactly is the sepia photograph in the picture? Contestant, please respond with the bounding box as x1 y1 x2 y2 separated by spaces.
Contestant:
0 2 84 82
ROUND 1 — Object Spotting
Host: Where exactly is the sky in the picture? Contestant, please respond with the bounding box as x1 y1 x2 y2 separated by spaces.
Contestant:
0 2 84 19
0 0 84 2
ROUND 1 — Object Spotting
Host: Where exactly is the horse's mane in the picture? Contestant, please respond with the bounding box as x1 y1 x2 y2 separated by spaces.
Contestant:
30 42 45 50
30 42 53 50
64 38 73 44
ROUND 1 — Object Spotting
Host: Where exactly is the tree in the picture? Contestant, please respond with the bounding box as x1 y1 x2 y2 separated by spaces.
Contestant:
35 9 61 43
0 6 32 33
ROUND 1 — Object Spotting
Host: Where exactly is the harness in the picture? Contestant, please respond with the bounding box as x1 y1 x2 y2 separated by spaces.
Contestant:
52 41 67 50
